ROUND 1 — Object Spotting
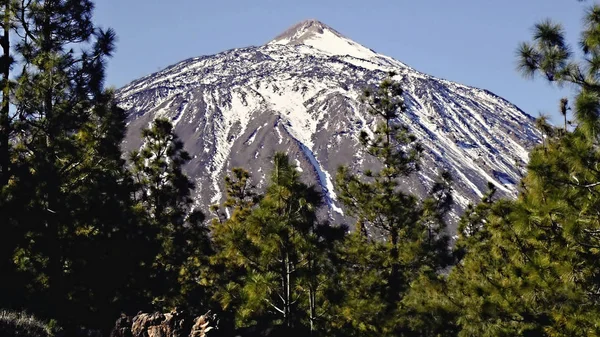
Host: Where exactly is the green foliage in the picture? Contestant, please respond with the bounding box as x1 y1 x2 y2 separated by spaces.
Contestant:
0 0 147 332
438 132 600 336
0 1 207 333
330 230 388 336
130 117 210 312
208 167 259 332
210 153 345 335
427 5 600 336
7 2 600 336
333 73 453 336
0 0 18 190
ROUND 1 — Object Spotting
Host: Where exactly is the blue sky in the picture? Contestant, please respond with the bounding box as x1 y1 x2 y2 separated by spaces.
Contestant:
94 0 589 123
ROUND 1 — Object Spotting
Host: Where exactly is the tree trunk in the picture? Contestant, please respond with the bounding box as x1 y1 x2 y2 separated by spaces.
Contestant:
0 0 14 307
388 228 400 310
309 277 316 336
0 0 10 188
308 248 320 336
285 250 291 328
40 4 65 321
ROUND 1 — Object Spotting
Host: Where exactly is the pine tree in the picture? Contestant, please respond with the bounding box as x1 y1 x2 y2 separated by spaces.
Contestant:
330 227 389 336
440 134 600 336
0 0 23 312
333 73 453 336
401 184 498 337
211 153 344 335
0 0 152 332
298 218 346 336
130 117 209 312
208 167 260 333
434 6 600 336
0 0 14 188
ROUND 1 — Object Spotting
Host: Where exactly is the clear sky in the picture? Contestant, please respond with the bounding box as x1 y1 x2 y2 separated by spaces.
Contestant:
94 0 589 123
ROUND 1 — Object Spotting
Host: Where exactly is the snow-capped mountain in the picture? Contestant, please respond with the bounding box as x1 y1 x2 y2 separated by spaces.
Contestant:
117 19 541 231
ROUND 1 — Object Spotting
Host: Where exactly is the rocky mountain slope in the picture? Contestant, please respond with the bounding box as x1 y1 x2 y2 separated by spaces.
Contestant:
116 19 541 231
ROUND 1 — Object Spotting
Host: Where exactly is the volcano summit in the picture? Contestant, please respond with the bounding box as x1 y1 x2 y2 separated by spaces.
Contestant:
117 20 541 231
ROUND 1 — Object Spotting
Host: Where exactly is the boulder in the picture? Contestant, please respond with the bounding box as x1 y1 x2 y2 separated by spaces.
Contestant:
110 310 216 337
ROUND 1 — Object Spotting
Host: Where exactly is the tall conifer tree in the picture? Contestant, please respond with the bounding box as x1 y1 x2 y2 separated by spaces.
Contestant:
0 0 18 309
130 117 209 312
0 0 148 332
334 73 452 336
431 5 600 336
211 154 344 335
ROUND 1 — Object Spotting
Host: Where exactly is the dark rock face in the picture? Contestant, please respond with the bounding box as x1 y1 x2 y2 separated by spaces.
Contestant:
116 20 541 234
110 311 215 337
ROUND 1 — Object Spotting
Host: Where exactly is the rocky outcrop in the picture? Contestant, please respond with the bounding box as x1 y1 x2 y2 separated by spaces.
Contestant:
110 310 215 337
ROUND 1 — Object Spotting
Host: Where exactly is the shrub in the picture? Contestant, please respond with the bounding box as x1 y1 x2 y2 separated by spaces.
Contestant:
0 310 53 337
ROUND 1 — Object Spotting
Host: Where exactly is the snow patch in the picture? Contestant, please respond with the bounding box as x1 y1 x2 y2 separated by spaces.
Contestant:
299 28 378 61
295 159 304 172
296 142 344 216
210 89 254 203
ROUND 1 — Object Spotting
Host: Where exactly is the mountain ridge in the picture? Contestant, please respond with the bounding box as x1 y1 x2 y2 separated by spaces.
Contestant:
116 20 541 232
119 47 524 114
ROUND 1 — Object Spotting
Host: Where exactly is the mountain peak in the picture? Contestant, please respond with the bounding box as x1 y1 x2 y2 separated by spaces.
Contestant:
117 28 541 228
268 19 345 45
267 19 379 60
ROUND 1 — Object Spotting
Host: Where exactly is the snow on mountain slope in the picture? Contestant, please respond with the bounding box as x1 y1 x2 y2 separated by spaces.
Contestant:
269 19 380 61
117 19 541 232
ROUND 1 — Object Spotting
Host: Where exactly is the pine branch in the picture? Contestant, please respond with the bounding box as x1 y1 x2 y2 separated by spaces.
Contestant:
580 181 600 188
264 299 285 315
583 228 600 235
277 292 286 306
